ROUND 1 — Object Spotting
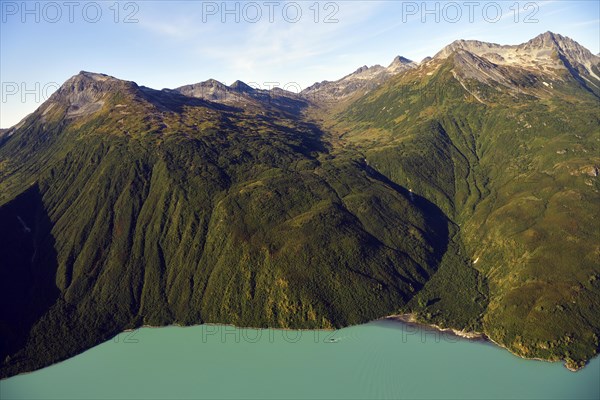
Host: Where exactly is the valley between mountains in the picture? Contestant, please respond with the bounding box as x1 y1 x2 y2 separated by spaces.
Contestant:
1 32 599 377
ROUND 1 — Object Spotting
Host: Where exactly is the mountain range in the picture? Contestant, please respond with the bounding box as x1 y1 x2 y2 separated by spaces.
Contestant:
0 32 599 377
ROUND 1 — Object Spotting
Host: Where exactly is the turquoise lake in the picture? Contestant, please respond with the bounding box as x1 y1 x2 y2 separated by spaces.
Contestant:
1 320 598 399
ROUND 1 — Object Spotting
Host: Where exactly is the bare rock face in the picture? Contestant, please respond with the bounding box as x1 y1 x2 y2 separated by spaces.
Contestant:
434 32 600 81
429 32 600 100
450 50 515 87
43 71 139 118
175 79 239 102
387 56 417 73
582 166 599 177
302 55 417 103
229 80 255 93
523 32 597 66
173 79 307 116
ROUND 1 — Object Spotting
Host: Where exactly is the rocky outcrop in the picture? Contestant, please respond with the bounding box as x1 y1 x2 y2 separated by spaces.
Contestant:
301 55 417 103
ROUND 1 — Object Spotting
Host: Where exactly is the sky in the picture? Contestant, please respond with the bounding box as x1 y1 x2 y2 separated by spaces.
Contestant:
1 0 599 128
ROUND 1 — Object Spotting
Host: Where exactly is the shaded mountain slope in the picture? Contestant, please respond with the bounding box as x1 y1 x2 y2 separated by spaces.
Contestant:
0 71 453 378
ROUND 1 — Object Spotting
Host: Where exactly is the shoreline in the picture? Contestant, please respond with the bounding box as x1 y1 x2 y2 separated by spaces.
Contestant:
383 313 583 372
124 315 586 371
123 322 338 333
384 313 487 341
2 314 586 380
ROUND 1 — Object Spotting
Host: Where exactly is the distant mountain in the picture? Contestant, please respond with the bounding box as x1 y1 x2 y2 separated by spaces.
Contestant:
387 55 417 73
302 55 417 103
1 32 599 378
174 78 237 102
174 78 308 116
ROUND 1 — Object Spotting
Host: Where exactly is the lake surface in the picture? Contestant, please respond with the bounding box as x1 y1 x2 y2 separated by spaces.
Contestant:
1 320 599 399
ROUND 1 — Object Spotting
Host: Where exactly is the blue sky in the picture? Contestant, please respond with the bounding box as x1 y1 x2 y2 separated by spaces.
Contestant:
1 0 599 128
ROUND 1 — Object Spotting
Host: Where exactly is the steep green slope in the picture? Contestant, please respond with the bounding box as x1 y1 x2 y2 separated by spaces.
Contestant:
335 54 600 370
1 34 599 378
0 73 452 377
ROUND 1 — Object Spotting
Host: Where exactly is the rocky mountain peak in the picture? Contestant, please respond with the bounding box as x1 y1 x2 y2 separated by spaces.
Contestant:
198 79 228 89
389 56 413 65
433 32 600 82
526 31 566 49
387 56 416 73
46 71 139 118
522 31 584 56
301 56 419 102
433 39 504 60
174 79 234 101
230 80 255 93
523 31 599 67
59 71 137 94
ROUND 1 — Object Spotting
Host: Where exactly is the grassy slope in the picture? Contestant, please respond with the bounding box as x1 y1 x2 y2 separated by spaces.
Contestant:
333 57 600 369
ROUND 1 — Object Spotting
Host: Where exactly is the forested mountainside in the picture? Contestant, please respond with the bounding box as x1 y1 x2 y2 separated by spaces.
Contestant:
1 32 598 377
